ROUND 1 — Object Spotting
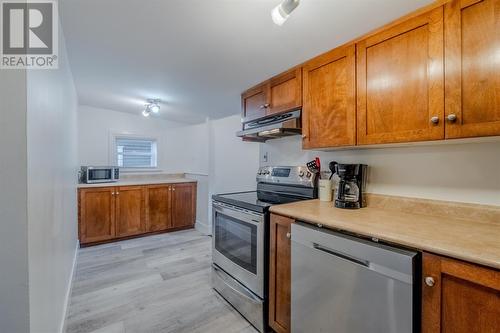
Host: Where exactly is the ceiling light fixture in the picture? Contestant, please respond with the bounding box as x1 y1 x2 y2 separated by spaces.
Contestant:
271 0 300 26
142 99 161 117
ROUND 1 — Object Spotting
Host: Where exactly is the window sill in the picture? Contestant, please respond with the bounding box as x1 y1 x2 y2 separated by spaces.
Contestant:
120 168 164 174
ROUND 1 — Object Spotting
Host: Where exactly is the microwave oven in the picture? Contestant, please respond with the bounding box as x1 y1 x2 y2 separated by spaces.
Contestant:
80 166 119 184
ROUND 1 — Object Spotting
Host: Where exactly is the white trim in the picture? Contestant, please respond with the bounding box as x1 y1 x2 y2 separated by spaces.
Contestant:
59 240 79 333
195 220 211 235
185 172 209 177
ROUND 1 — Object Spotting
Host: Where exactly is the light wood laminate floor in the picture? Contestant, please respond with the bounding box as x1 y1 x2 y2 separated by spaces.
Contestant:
65 230 257 333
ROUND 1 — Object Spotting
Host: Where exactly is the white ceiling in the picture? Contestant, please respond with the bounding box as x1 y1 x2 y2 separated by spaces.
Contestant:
60 0 433 124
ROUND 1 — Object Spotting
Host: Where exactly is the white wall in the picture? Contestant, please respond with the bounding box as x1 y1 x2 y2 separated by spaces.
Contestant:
78 105 185 171
26 23 80 333
260 136 500 206
209 115 260 195
0 68 30 333
205 115 261 233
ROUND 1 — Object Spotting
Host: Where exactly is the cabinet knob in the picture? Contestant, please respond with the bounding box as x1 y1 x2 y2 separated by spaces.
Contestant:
424 276 435 287
447 114 457 123
264 103 270 108
111 192 115 195
116 192 120 195
286 232 291 239
430 116 439 124
302 134 307 139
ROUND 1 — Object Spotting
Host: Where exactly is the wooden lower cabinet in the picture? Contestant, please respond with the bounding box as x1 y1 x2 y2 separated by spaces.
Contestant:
171 183 197 228
79 187 116 244
422 253 500 333
269 213 293 333
115 186 146 237
79 182 196 246
147 184 172 232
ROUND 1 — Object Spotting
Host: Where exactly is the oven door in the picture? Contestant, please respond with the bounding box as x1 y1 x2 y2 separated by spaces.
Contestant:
212 201 264 298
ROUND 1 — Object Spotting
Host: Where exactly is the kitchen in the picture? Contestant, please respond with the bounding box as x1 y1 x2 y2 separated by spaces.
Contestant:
0 0 499 333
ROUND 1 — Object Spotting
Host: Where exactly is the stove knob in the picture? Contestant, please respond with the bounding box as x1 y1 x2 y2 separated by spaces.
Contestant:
265 170 270 175
306 171 312 178
299 171 304 177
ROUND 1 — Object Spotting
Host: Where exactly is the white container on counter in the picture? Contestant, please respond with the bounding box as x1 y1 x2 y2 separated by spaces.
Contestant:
318 179 333 202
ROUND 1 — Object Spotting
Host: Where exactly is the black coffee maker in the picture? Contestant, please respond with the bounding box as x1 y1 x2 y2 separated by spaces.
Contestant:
334 164 367 209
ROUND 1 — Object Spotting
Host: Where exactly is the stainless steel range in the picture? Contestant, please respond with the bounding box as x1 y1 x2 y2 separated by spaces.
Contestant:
211 166 317 332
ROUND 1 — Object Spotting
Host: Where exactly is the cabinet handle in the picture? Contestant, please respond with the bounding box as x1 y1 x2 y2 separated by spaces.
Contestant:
430 116 439 124
446 114 457 123
424 276 435 287
286 232 291 239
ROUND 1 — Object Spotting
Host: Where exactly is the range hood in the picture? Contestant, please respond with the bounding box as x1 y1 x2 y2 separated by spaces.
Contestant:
237 110 302 142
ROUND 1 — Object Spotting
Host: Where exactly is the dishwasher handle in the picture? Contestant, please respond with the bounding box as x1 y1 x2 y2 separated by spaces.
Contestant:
313 243 369 267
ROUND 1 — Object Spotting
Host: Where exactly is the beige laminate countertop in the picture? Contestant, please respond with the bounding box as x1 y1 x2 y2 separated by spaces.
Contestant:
78 178 196 188
270 199 500 270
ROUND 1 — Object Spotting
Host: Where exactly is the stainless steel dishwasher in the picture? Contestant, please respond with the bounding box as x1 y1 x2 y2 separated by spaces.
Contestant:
291 222 419 333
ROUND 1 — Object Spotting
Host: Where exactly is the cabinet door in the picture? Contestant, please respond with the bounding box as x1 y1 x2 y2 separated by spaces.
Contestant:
302 45 356 149
147 185 172 232
115 186 146 237
241 84 270 123
422 253 500 333
171 183 196 229
445 0 500 138
79 187 115 244
269 214 293 333
267 68 302 116
357 7 444 145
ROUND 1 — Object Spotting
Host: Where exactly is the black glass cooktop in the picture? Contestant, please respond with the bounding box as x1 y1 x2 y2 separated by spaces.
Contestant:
212 191 273 213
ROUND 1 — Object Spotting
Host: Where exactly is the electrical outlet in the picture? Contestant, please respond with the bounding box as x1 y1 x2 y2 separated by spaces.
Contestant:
261 151 269 163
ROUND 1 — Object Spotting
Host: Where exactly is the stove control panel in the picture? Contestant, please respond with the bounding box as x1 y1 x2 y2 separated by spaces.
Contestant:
257 166 316 188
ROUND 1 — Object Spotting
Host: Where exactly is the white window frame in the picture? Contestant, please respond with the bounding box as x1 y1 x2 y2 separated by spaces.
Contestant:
109 132 160 172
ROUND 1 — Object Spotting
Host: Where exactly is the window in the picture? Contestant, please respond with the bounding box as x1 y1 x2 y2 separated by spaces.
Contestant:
115 137 157 168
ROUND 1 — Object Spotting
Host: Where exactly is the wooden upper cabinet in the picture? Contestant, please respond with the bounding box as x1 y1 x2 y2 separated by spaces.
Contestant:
267 67 302 116
269 214 293 333
79 187 115 244
241 83 270 123
171 183 196 228
422 253 500 333
115 186 146 237
147 185 172 232
357 7 445 145
302 45 356 149
445 0 500 138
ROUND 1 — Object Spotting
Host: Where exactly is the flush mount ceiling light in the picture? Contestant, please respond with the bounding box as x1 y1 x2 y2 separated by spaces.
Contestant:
272 0 300 26
142 99 161 117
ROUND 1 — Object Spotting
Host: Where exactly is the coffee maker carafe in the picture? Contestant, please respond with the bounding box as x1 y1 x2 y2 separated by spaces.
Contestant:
334 164 367 209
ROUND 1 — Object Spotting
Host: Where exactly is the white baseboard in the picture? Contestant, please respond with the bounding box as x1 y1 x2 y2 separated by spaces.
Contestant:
60 240 79 333
195 220 211 235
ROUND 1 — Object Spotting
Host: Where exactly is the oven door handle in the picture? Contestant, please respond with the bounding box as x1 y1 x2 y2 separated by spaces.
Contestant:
213 202 263 226
212 265 262 305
